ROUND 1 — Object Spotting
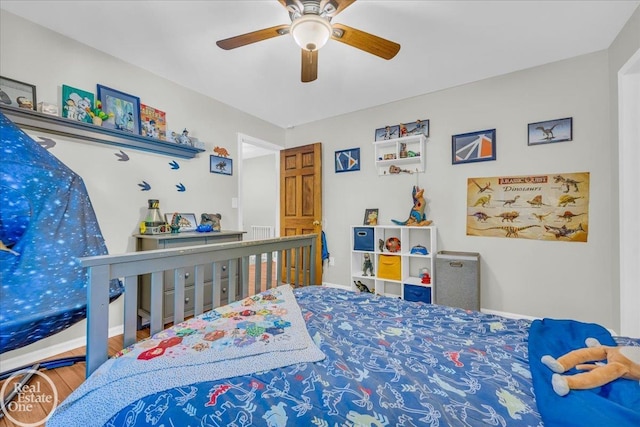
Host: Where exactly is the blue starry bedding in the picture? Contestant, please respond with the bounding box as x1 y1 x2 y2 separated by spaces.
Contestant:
0 112 122 353
53 286 561 426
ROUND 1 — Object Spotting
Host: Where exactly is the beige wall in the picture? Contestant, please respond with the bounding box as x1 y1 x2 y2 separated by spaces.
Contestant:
286 50 619 328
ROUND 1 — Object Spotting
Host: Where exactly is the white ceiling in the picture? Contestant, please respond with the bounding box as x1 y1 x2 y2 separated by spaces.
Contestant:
2 1 638 129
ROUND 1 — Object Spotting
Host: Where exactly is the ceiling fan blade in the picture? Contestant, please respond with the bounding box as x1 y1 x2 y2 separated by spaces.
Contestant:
331 23 400 60
216 24 290 50
301 49 318 83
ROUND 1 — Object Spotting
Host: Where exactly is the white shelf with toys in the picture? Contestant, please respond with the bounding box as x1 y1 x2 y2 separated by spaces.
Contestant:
373 133 426 176
350 225 437 303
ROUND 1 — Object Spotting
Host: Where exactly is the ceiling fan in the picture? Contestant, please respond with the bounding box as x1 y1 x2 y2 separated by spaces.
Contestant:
216 0 401 83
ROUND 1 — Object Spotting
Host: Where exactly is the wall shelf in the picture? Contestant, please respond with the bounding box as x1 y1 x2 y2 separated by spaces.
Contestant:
373 134 426 175
1 104 205 159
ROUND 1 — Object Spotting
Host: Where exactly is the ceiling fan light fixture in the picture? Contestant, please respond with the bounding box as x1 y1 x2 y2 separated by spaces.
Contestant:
290 15 332 51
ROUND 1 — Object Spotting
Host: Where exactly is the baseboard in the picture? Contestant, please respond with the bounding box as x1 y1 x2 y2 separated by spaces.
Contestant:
0 325 124 373
322 282 350 290
480 308 540 321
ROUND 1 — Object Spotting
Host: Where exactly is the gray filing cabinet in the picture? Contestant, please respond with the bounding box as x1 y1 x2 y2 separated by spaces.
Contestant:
135 231 245 326
435 251 480 311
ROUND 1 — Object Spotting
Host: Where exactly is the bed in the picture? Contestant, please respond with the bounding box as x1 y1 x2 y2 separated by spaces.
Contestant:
46 236 640 427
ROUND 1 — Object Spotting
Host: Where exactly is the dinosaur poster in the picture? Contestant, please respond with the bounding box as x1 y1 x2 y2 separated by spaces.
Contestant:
466 172 589 242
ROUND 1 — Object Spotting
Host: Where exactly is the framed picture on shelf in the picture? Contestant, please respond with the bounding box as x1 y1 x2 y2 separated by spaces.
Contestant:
335 147 360 173
403 119 429 137
140 104 167 140
375 125 400 141
97 84 141 134
363 208 379 225
164 213 198 232
528 117 572 145
210 155 233 176
0 76 36 110
452 128 496 165
61 84 94 123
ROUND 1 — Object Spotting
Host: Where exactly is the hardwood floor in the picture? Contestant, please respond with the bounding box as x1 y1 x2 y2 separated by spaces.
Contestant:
0 332 145 427
0 262 276 426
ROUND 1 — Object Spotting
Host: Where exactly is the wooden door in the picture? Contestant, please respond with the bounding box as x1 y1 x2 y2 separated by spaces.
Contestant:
280 143 322 285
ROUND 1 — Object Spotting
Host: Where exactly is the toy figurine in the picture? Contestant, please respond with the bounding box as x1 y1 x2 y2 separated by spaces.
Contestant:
170 212 181 233
200 213 222 231
420 268 431 284
362 253 374 276
354 280 373 293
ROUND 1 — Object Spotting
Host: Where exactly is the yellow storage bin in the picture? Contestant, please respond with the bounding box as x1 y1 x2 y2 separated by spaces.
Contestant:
377 255 401 281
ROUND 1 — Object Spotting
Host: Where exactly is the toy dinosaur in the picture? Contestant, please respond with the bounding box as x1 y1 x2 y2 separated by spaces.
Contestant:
362 253 374 276
214 146 230 157
392 186 432 226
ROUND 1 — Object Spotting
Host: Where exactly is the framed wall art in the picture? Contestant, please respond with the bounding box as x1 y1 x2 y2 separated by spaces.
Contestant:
452 129 496 165
61 84 94 123
210 155 233 176
528 117 573 145
140 103 167 140
0 76 36 110
402 119 429 137
335 147 360 173
363 208 379 225
375 125 400 141
97 84 141 134
164 213 198 232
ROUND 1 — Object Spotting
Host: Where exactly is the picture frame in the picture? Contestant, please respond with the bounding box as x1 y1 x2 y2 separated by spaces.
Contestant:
528 117 573 145
164 213 198 232
335 147 360 173
210 155 233 176
375 125 400 141
140 103 167 140
452 128 497 165
363 208 379 225
61 84 94 123
0 76 37 110
402 119 429 137
96 84 141 134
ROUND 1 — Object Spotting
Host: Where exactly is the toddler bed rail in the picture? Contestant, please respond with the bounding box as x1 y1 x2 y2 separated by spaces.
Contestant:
80 234 317 377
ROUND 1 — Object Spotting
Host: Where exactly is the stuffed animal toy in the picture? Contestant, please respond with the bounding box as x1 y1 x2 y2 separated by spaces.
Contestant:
541 338 640 396
391 186 432 226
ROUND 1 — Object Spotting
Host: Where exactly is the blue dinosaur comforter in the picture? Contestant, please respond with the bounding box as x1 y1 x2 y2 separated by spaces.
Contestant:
48 286 570 426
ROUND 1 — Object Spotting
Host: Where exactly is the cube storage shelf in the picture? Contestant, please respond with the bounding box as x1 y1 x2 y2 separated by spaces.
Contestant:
373 133 426 175
350 225 437 302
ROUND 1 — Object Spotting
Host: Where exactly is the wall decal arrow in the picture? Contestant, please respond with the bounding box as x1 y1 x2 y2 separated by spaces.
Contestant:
37 136 56 149
176 183 186 192
169 160 180 169
115 150 130 161
138 181 151 191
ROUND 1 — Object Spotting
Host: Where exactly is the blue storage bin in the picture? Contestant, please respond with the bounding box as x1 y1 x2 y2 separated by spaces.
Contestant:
353 227 375 251
404 284 432 303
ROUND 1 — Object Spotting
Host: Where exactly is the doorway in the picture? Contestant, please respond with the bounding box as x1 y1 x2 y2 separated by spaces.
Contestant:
236 133 282 239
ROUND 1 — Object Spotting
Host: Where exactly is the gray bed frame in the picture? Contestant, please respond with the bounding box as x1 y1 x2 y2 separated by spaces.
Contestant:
80 234 317 377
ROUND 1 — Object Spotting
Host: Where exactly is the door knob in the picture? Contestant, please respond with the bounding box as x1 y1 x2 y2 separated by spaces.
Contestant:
313 220 320 226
